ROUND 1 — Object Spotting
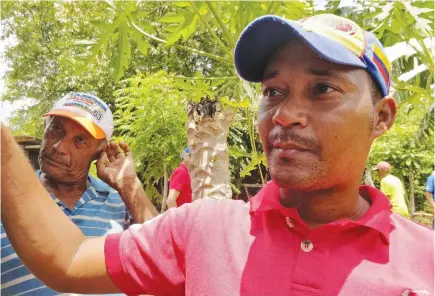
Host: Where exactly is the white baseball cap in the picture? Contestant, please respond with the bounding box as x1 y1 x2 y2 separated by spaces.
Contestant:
43 92 114 140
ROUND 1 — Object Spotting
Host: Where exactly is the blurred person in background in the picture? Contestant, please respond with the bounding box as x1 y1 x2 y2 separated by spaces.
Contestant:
166 147 193 208
375 161 410 217
425 170 435 228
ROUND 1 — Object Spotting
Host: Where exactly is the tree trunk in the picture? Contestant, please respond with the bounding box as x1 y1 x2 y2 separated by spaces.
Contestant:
161 163 168 213
187 97 234 200
408 171 415 216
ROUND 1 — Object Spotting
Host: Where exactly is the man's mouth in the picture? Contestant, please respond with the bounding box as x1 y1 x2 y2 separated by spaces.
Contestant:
270 141 310 158
43 156 66 168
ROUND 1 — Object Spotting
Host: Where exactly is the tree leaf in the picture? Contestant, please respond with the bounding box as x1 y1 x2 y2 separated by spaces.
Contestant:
110 21 131 82
160 13 185 23
240 156 262 177
165 28 183 46
174 1 190 8
131 29 149 56
181 13 197 41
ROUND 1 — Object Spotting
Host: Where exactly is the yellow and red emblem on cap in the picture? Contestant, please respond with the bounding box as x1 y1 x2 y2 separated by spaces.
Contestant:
372 43 392 88
297 14 366 58
44 109 106 140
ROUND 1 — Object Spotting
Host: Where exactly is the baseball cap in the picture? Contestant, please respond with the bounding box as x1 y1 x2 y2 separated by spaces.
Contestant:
234 14 391 97
43 92 114 140
373 161 392 171
181 147 191 159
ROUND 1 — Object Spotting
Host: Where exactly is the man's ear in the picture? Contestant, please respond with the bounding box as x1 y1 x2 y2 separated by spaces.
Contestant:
372 96 397 138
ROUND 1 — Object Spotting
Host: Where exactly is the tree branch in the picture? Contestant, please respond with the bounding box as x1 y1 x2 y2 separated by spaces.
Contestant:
189 1 232 58
130 20 232 65
206 2 235 48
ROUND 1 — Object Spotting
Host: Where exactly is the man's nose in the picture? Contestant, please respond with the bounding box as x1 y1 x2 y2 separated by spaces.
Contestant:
52 138 69 154
272 96 308 128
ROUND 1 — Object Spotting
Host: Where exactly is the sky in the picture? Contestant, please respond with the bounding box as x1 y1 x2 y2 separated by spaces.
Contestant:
0 25 32 124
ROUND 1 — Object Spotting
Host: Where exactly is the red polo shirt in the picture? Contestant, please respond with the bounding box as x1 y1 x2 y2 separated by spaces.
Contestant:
169 163 192 207
105 182 434 296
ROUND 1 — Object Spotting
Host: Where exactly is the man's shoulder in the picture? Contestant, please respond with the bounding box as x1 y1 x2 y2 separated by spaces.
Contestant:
185 198 248 211
173 198 249 221
389 213 434 274
390 213 433 243
383 174 401 185
173 164 188 174
156 198 250 240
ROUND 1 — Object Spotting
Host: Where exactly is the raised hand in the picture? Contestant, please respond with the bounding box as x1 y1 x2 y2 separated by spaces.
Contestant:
96 141 137 192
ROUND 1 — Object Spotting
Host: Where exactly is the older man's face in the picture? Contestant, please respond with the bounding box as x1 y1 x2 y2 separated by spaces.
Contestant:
39 116 103 182
257 40 385 190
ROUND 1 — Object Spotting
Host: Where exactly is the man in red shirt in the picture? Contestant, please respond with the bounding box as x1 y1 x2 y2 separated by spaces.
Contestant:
2 14 434 296
166 147 192 208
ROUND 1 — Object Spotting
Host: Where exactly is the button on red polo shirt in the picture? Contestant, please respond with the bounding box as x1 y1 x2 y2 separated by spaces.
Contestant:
104 182 434 296
169 163 192 207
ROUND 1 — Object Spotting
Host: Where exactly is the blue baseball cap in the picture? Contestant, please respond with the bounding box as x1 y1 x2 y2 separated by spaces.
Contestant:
181 147 191 159
234 14 391 97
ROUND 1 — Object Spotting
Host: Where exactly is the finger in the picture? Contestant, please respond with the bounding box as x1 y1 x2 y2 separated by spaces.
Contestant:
111 142 124 159
96 151 108 172
119 141 132 156
99 141 108 152
106 144 116 162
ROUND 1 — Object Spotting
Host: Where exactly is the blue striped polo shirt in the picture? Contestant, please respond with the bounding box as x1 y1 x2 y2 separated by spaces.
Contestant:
1 171 130 296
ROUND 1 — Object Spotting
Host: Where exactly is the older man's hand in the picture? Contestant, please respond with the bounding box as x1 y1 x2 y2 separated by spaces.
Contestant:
96 141 138 193
96 142 157 223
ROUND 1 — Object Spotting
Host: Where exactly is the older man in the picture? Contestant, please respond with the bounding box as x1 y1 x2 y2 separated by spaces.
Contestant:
2 14 434 295
1 92 157 295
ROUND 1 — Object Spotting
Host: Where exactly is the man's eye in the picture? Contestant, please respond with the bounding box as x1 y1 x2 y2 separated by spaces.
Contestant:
315 84 337 94
264 88 284 97
49 125 62 133
75 136 87 146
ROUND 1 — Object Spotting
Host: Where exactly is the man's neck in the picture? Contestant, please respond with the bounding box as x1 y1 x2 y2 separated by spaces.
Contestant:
39 172 89 209
279 180 370 229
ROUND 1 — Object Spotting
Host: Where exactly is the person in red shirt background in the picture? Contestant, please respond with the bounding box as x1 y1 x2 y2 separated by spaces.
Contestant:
166 147 192 208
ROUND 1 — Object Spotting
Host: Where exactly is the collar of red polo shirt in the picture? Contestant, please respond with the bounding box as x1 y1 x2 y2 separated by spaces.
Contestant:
249 181 393 243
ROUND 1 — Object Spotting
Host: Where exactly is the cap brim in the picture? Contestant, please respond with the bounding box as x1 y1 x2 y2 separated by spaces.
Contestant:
43 109 106 140
234 15 366 82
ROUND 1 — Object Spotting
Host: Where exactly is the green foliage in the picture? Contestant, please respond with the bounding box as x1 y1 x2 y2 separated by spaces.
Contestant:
368 104 434 212
113 71 194 202
1 1 117 135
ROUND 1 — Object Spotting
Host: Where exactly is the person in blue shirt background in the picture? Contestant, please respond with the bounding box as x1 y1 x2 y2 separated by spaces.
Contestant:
1 92 157 295
425 170 435 229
